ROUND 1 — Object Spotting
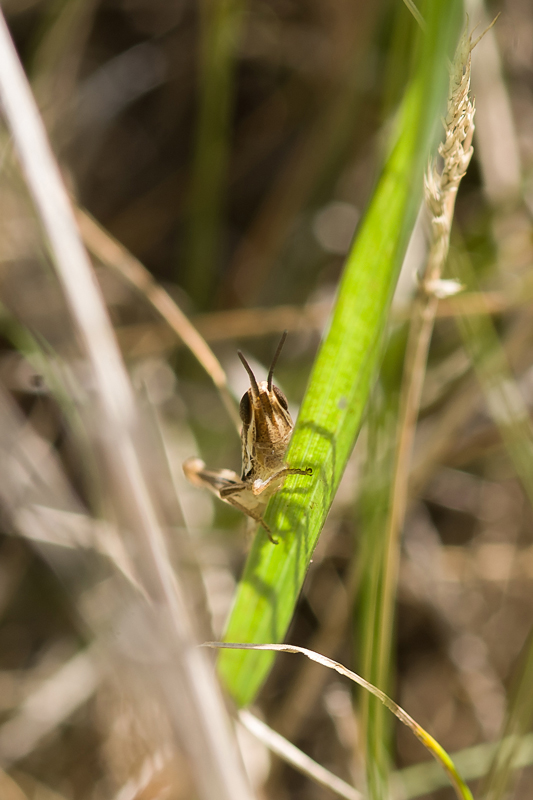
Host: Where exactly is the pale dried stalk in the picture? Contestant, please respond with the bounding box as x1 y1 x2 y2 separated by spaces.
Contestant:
112 748 173 800
111 287 528 358
0 769 30 800
191 291 516 342
239 710 362 800
466 0 520 206
204 642 472 800
107 703 364 800
379 23 480 679
76 207 241 432
0 13 253 800
0 648 100 767
402 0 426 31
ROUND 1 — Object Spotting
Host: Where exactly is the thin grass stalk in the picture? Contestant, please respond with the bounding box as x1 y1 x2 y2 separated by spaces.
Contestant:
239 710 362 800
357 393 398 799
186 0 247 307
355 22 478 800
0 13 254 800
372 24 477 768
410 294 533 498
0 769 31 800
188 283 532 345
76 207 241 431
466 0 521 207
0 645 99 766
207 642 473 800
402 1 426 31
29 0 97 128
393 733 533 799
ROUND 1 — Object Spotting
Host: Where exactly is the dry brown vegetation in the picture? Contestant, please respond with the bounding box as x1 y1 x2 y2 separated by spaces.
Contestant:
0 1 533 799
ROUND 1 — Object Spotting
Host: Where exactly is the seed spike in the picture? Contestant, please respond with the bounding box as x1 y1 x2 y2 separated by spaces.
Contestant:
268 331 288 392
238 351 260 399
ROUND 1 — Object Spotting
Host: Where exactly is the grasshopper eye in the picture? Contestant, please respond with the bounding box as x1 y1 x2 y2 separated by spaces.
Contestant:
239 392 252 424
273 385 288 410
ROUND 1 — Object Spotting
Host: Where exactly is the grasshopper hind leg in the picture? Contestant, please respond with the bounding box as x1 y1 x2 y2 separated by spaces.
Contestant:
224 495 279 544
260 522 279 546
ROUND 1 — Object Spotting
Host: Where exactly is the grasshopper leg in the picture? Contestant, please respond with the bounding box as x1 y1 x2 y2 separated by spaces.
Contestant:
251 466 313 496
223 495 279 544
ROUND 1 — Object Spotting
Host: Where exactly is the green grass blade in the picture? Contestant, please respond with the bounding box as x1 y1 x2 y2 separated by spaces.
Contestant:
185 0 247 307
219 0 462 708
356 393 399 799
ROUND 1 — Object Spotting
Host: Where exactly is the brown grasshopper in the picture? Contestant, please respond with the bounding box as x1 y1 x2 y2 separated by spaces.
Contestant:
183 332 312 544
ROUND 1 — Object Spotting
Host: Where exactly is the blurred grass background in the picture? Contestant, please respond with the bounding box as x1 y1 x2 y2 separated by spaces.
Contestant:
1 0 533 798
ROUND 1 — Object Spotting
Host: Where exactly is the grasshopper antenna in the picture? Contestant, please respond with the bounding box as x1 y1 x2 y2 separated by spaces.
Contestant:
268 330 288 391
238 351 260 399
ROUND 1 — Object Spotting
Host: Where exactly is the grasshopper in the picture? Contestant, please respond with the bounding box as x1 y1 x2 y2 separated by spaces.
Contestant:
183 332 312 544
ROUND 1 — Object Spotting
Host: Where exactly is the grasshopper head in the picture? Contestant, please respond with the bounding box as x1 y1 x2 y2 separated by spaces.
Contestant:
238 331 293 475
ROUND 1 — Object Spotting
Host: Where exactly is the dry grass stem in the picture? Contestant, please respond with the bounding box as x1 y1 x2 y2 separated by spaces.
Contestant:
193 289 518 342
378 22 479 673
113 284 528 363
467 4 520 205
204 643 473 800
0 770 30 800
402 0 426 31
411 297 533 496
0 648 99 767
0 381 149 593
0 14 253 800
0 2 530 796
112 748 173 800
76 207 241 432
239 710 362 800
